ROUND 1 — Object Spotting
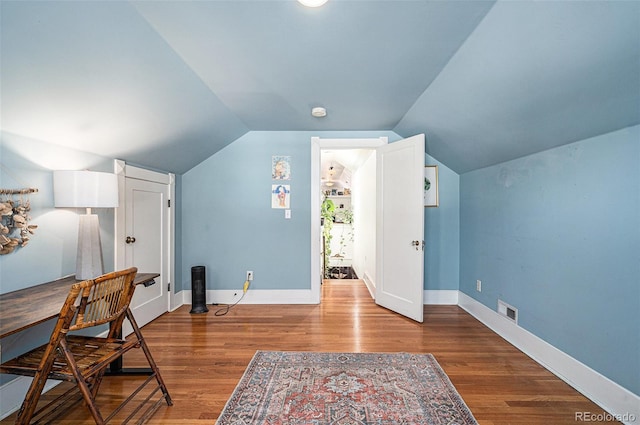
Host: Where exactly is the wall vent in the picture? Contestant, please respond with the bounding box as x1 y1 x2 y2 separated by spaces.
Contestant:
497 300 518 324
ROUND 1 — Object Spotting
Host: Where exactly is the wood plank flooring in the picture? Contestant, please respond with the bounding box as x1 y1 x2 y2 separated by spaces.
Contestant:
1 279 619 424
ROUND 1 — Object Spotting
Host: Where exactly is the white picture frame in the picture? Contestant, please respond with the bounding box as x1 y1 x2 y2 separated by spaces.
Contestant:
424 165 439 207
272 184 290 209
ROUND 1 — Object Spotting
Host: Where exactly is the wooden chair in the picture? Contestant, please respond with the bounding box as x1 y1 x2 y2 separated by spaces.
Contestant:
0 267 172 424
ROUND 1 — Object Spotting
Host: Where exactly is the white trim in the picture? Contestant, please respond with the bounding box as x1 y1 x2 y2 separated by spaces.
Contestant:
458 291 640 425
362 272 376 299
114 159 127 273
179 288 461 306
310 137 388 306
181 289 318 306
167 173 178 311
122 164 171 184
113 160 177 316
424 290 458 305
0 378 59 420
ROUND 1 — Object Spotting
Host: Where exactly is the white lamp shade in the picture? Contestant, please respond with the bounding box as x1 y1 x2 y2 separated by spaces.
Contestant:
53 170 119 208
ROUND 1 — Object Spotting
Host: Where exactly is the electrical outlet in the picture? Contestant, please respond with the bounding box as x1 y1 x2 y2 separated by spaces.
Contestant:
476 280 482 292
246 271 253 281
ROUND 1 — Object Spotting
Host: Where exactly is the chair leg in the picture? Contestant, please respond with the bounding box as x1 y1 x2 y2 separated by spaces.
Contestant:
58 339 106 425
14 332 68 424
14 370 49 425
126 309 173 406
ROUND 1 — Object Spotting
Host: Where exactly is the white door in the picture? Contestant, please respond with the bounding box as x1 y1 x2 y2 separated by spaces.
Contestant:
375 134 425 322
124 178 169 329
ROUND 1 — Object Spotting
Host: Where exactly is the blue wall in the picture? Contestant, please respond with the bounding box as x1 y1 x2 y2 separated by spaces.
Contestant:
425 154 459 290
181 131 461 293
0 132 115 292
0 132 116 384
9 125 635 398
182 131 312 292
182 131 384 291
459 125 640 396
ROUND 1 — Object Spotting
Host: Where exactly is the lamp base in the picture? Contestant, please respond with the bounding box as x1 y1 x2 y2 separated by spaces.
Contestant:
76 214 104 280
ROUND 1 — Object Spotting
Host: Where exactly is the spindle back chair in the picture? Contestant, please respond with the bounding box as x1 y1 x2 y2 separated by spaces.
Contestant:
0 267 172 424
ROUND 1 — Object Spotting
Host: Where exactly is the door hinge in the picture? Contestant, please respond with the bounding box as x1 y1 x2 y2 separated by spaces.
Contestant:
167 199 171 208
167 282 171 292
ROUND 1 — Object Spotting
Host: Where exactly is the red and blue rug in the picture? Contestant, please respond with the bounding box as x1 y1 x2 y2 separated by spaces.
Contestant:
216 351 477 424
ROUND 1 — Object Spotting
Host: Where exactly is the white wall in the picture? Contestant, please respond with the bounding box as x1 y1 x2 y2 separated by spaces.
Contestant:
351 151 376 288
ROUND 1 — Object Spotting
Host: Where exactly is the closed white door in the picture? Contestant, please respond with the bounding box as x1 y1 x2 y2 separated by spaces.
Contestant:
124 178 169 329
375 134 425 322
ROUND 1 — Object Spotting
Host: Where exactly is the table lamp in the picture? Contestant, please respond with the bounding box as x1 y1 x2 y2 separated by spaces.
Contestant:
53 170 119 280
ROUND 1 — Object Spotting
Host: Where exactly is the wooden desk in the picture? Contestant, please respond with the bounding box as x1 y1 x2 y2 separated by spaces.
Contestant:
0 273 159 339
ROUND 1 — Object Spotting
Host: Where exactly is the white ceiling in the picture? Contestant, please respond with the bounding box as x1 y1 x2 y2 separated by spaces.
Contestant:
1 1 638 174
321 149 373 190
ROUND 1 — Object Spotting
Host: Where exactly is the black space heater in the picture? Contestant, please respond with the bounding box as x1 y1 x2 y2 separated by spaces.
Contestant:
190 265 209 314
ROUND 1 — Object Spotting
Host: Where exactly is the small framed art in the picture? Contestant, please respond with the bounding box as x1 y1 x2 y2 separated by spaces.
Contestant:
272 184 290 209
424 165 439 207
272 156 291 180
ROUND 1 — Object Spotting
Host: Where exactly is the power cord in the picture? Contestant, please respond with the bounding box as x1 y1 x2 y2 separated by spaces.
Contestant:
213 280 250 316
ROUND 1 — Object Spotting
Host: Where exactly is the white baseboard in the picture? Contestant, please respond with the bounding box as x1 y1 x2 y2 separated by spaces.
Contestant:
180 288 460 306
458 291 639 425
182 289 319 306
0 377 60 420
362 272 376 299
424 289 458 305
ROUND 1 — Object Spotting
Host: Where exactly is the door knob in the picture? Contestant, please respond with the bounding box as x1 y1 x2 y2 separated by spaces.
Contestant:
126 236 136 244
411 240 420 250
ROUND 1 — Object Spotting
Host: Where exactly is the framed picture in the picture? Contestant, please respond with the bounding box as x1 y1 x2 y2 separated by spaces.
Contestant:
272 184 290 209
272 156 291 180
424 165 439 207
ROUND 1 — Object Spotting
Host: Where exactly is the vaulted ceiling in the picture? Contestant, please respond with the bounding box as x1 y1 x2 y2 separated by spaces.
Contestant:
2 1 638 174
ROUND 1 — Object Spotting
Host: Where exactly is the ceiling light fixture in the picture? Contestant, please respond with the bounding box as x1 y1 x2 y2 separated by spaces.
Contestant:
298 0 328 7
312 106 327 118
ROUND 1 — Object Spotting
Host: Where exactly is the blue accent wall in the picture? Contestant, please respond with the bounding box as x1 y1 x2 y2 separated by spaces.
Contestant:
0 132 115 292
425 154 459 290
8 125 635 399
181 131 402 292
181 131 461 294
460 125 640 396
0 132 115 385
181 131 311 291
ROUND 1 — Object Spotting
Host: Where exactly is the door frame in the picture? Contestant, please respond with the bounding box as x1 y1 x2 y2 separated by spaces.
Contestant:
310 137 387 303
113 160 178 311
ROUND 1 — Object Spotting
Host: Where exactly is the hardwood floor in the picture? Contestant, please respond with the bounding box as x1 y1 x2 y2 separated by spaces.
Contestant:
2 279 619 424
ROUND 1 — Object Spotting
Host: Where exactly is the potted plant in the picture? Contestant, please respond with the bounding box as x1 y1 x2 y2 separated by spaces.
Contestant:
332 208 354 278
321 197 336 278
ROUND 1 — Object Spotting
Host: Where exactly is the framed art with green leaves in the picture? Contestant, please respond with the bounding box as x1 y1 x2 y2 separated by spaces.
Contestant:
424 165 439 207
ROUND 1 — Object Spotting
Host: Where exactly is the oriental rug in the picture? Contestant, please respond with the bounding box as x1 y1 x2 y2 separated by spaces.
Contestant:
216 351 477 425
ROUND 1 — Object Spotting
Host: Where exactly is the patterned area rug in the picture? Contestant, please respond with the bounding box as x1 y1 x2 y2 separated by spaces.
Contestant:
216 351 478 425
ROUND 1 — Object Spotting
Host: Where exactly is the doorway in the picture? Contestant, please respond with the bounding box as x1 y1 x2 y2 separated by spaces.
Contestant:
321 149 375 282
311 135 426 322
114 160 176 334
310 137 388 304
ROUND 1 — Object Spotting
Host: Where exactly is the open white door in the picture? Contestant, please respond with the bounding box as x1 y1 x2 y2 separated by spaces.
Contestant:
375 134 425 322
